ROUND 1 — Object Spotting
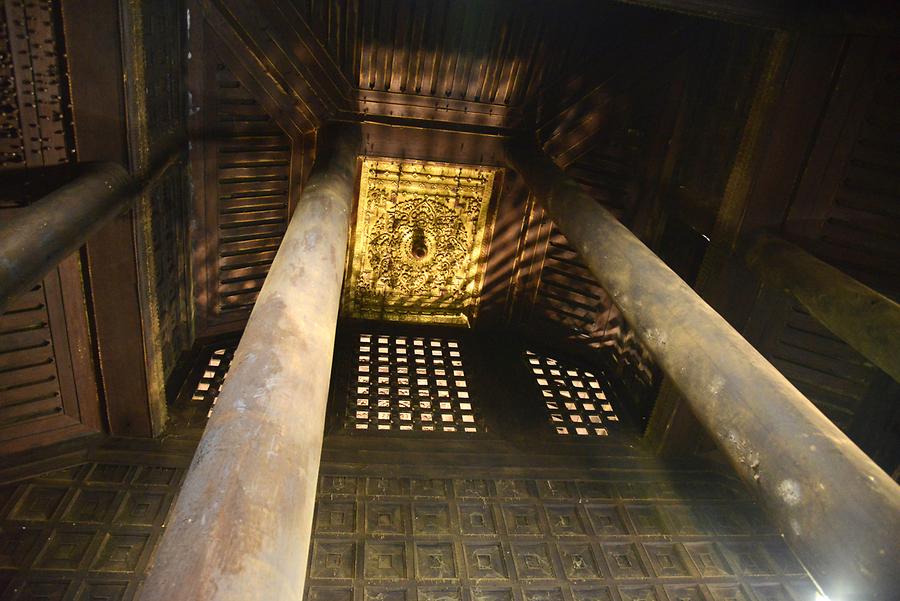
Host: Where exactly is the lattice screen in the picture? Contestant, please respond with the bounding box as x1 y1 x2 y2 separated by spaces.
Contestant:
350 334 478 433
190 347 235 418
526 351 620 437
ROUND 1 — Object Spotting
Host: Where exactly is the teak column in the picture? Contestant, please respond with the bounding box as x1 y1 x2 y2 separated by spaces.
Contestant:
0 163 132 310
140 125 360 601
506 141 900 601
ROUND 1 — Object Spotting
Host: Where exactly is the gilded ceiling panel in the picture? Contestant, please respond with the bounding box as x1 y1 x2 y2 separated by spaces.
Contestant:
344 158 498 325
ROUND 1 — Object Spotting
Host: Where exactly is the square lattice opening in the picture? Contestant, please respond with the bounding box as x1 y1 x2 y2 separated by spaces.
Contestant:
525 350 619 437
350 334 477 433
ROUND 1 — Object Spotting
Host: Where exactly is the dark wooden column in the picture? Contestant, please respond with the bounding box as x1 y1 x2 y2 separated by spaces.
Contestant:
0 163 131 309
506 140 900 601
139 124 360 601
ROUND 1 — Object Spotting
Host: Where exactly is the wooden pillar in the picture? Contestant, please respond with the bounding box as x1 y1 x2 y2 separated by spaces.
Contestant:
0 148 181 311
746 231 900 383
505 140 900 601
0 163 131 309
139 124 360 601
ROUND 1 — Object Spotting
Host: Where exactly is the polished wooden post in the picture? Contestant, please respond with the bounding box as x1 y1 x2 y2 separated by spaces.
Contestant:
0 163 131 310
0 145 182 312
139 124 360 601
505 139 900 601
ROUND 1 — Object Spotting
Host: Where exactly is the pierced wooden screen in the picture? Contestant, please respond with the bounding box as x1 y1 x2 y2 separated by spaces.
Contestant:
190 347 236 419
525 351 620 437
350 334 478 433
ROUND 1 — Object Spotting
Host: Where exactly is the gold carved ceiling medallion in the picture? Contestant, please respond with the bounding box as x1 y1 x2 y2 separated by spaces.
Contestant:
344 158 498 325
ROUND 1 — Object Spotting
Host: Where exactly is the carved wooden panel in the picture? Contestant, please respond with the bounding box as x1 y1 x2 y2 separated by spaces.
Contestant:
137 0 194 381
0 0 73 173
147 164 193 379
0 5 22 172
344 159 497 326
0 0 101 453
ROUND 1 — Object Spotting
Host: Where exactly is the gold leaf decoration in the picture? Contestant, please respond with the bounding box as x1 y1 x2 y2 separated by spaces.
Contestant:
344 158 498 325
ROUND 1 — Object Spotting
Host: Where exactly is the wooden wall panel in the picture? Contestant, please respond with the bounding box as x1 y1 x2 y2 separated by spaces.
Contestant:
289 0 687 131
199 0 348 132
0 287 63 431
745 288 900 472
649 34 900 466
213 133 292 316
565 144 636 219
191 20 311 336
0 255 101 454
734 38 900 473
786 38 900 300
0 0 101 453
754 300 875 428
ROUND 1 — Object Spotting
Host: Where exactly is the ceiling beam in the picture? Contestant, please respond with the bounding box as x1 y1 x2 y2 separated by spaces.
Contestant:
612 0 900 35
199 0 353 133
538 24 696 168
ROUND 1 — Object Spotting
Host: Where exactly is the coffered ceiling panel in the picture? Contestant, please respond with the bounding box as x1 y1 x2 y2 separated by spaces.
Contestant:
343 158 498 325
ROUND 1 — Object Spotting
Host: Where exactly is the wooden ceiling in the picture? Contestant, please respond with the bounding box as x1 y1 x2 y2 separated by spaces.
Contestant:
1 0 898 472
184 0 900 470
188 0 692 336
198 0 690 132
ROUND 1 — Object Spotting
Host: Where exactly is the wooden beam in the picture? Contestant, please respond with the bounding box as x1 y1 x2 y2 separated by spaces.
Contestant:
746 232 900 383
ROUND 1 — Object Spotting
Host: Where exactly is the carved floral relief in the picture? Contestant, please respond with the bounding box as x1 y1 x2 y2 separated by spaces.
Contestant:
344 158 497 325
